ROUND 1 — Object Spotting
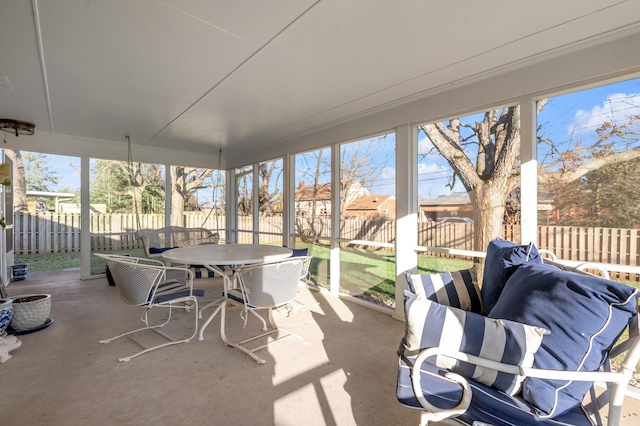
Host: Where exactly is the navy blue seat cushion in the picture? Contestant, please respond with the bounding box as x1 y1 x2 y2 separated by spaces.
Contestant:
397 354 592 426
146 279 181 302
488 262 638 418
403 291 546 395
154 288 204 304
149 246 177 254
481 239 542 313
284 246 308 257
405 268 483 313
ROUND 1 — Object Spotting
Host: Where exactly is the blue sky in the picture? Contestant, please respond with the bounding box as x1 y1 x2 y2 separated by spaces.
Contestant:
22 77 640 204
417 76 640 200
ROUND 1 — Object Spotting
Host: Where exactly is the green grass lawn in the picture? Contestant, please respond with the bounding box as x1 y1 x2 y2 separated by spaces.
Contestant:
15 249 146 276
305 244 473 307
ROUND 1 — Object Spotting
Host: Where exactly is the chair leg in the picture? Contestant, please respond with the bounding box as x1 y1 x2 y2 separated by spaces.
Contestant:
219 303 308 365
219 300 266 364
249 309 268 330
100 297 199 362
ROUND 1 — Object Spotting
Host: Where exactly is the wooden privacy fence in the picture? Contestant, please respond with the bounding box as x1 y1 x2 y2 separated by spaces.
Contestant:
13 212 640 278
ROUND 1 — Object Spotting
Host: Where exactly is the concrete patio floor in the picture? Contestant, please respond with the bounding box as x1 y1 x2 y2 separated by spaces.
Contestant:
2 269 419 426
2 269 639 425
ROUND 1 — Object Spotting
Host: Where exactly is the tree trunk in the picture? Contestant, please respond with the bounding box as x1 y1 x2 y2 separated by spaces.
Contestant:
469 182 509 287
170 167 185 226
171 189 184 226
470 184 507 253
5 150 27 212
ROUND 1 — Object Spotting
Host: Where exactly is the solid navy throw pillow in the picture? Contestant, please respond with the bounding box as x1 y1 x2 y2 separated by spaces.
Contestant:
291 248 309 257
488 262 638 418
283 245 309 257
149 246 177 254
481 239 542 313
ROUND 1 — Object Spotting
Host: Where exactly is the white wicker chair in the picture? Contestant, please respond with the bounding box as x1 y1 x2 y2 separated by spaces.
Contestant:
135 227 218 258
95 254 204 362
221 257 308 364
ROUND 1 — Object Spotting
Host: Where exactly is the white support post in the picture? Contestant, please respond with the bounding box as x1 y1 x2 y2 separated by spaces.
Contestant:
80 156 91 279
394 124 418 320
165 164 172 228
253 163 259 244
330 144 341 295
226 169 237 243
520 99 538 245
283 153 294 248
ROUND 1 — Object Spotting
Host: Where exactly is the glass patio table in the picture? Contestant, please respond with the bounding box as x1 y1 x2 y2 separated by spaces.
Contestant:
161 244 293 341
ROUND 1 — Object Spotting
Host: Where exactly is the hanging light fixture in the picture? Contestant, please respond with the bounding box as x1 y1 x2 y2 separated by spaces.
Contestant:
0 118 35 139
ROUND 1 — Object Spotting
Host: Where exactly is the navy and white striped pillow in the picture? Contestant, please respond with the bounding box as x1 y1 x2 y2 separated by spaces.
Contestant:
405 268 483 313
189 266 216 279
403 290 546 395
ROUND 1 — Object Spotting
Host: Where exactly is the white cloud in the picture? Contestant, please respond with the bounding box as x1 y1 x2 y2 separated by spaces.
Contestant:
572 92 640 134
380 166 395 179
418 133 436 155
372 166 397 196
418 162 445 175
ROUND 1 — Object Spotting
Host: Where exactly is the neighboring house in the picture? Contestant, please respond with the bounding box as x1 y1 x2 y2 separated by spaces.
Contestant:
294 181 370 217
423 190 559 225
25 190 76 213
345 195 396 218
419 192 475 223
295 182 332 217
58 203 106 214
535 188 557 225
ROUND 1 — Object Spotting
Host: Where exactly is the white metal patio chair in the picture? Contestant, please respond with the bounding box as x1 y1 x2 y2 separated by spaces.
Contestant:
221 257 309 364
287 248 314 287
95 254 204 362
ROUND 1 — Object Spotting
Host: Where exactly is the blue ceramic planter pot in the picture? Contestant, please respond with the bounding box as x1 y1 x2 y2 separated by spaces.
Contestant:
0 298 13 334
11 264 29 281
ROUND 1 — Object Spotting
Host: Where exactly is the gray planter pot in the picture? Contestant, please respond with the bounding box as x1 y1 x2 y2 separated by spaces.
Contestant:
9 294 51 331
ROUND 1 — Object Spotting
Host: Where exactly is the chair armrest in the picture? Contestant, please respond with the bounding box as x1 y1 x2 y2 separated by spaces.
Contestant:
94 253 164 267
134 256 166 267
411 348 472 421
159 265 195 286
147 265 198 302
135 232 152 257
416 346 627 383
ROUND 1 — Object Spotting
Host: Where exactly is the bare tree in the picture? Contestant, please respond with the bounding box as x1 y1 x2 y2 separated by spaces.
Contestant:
421 107 527 253
538 110 640 186
170 166 214 226
237 167 252 216
422 98 640 255
340 136 392 216
293 150 328 239
5 150 27 212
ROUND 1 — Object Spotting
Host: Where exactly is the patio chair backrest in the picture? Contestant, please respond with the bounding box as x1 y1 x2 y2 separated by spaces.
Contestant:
135 226 218 256
105 258 164 306
236 258 303 308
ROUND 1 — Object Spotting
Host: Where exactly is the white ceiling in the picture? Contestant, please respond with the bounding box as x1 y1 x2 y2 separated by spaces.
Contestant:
2 0 640 167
